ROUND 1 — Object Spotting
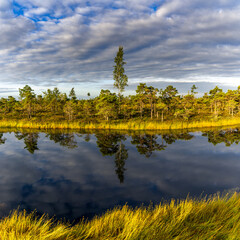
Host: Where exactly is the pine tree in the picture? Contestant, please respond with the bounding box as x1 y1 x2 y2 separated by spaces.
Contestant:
19 85 36 119
69 87 77 101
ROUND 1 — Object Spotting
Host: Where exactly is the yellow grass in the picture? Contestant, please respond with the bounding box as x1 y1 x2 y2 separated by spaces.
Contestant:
1 117 240 130
1 193 240 239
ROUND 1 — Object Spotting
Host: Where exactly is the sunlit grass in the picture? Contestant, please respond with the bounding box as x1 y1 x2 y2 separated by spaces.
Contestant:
1 193 240 239
1 117 240 130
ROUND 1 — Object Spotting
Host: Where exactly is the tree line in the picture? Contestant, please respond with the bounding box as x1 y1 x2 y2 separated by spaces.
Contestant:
1 84 240 122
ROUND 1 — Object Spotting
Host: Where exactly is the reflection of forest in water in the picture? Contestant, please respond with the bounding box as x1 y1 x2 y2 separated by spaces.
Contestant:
0 128 240 183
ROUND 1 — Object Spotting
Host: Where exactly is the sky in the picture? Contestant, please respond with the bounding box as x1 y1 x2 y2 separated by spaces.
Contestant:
0 0 240 98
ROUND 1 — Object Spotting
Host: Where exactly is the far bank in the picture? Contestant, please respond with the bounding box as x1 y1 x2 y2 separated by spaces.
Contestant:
1 117 240 130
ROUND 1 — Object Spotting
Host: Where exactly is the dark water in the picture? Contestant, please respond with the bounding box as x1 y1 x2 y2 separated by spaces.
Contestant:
0 127 240 221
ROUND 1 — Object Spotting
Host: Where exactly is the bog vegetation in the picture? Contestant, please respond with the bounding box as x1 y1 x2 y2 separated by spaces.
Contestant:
1 192 240 239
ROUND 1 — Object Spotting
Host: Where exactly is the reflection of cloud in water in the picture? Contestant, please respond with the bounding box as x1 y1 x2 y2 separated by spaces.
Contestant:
126 135 240 198
0 131 239 220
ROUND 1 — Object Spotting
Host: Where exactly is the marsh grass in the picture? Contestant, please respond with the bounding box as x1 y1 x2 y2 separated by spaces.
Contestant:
1 117 240 130
2 193 240 239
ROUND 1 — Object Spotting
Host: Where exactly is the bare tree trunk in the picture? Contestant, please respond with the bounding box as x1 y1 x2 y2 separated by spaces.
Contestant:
154 103 156 117
214 101 217 115
118 92 121 116
150 99 153 120
28 103 32 119
140 101 143 119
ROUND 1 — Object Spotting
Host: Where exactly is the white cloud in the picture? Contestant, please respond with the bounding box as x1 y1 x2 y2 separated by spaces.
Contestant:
156 0 183 18
0 0 240 94
24 7 49 17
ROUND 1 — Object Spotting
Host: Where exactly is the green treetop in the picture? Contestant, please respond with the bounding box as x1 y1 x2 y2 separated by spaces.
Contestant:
113 46 128 97
69 87 77 101
19 85 36 119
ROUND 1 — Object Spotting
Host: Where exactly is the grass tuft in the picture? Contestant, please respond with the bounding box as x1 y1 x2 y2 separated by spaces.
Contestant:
1 193 240 239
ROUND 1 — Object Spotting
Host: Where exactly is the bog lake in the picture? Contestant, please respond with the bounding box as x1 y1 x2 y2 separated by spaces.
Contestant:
0 127 240 221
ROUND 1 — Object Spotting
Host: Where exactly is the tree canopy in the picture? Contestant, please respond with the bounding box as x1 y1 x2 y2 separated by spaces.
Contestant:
0 83 240 123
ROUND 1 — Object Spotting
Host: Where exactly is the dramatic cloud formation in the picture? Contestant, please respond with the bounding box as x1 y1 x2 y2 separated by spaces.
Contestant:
0 0 240 96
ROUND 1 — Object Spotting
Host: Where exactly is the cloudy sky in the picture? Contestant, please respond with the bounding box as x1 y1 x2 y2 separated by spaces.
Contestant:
0 0 240 97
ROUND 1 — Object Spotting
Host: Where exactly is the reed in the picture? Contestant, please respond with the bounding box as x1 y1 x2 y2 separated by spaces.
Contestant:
1 117 240 130
1 193 240 239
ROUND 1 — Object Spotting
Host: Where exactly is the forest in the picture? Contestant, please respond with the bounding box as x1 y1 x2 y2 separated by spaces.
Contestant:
0 84 240 123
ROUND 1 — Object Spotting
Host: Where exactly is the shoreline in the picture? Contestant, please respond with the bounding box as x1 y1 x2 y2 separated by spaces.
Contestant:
0 118 240 130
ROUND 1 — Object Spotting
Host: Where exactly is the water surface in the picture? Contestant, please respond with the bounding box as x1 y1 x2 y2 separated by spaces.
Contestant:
0 128 239 221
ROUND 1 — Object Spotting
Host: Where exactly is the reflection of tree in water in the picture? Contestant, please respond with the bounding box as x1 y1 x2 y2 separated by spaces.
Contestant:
131 132 194 157
84 134 91 142
0 133 6 144
95 133 123 156
15 132 39 154
115 141 128 183
202 128 240 146
45 133 77 149
162 133 194 144
131 134 166 158
95 133 128 183
162 134 176 145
